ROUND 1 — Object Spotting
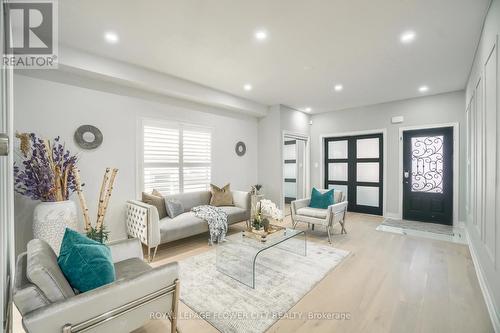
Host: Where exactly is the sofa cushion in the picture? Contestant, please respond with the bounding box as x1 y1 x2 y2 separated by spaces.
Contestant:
219 206 248 224
26 239 75 303
309 188 334 209
57 228 116 293
334 191 343 203
14 252 51 315
165 191 211 212
165 199 184 218
210 184 234 206
160 212 208 243
142 191 167 219
296 207 328 219
114 258 152 280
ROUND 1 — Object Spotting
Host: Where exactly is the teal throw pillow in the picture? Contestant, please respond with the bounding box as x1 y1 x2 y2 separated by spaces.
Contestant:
309 188 334 209
57 228 115 292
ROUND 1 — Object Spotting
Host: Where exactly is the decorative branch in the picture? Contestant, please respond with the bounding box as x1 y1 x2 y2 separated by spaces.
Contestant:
96 168 118 230
72 166 91 231
96 168 111 224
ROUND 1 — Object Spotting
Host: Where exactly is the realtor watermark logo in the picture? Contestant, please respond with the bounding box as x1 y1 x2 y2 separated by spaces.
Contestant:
3 0 58 69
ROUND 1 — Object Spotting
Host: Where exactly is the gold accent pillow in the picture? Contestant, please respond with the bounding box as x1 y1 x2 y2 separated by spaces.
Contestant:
141 191 167 219
210 183 234 207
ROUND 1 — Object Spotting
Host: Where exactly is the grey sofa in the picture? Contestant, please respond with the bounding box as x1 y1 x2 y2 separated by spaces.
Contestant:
13 238 179 333
126 190 250 261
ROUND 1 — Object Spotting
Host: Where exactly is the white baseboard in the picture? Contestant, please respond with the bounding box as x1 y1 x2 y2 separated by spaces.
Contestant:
464 227 500 333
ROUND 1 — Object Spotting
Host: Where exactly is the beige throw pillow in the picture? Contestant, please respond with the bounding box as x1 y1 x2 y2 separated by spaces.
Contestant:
210 183 234 207
141 191 167 219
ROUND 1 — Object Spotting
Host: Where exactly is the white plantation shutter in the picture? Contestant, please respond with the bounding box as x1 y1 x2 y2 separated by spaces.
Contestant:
143 125 180 195
142 122 211 195
183 129 211 192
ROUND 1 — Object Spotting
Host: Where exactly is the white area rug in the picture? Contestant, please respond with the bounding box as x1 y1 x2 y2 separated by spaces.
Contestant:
179 239 349 333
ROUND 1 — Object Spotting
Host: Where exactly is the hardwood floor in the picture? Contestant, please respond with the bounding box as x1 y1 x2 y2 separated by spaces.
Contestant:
136 212 494 333
12 212 493 332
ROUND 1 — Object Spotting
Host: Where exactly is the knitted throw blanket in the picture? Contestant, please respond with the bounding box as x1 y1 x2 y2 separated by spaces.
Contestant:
191 205 228 244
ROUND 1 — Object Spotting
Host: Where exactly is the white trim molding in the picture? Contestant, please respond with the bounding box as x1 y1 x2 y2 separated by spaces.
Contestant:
397 122 460 226
281 131 310 210
464 226 500 332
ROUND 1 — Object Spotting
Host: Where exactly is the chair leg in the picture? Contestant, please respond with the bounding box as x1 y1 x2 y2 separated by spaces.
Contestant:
340 221 346 234
326 224 332 244
151 245 159 262
147 247 151 263
171 279 180 333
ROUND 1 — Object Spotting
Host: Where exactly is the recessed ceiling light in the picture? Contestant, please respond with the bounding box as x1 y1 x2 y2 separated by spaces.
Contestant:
400 31 416 44
243 84 253 91
418 85 429 93
255 30 268 41
305 107 312 112
104 31 119 44
334 84 343 92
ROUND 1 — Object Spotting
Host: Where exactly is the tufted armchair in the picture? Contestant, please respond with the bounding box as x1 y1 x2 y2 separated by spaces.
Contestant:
291 190 348 243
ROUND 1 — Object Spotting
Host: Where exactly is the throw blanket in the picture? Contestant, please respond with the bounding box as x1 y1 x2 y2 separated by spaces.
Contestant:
191 205 228 245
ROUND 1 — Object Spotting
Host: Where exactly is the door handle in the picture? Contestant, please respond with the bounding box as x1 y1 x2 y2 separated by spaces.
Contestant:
404 171 409 178
0 133 9 156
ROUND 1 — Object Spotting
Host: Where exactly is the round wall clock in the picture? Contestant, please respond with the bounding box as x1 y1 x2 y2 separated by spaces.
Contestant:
235 141 246 156
74 125 103 150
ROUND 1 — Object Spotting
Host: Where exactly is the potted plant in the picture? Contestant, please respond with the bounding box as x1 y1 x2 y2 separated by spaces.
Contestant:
252 199 282 232
14 133 80 254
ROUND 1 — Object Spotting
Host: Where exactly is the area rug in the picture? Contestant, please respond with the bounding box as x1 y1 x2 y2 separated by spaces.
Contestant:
178 239 349 333
378 218 455 236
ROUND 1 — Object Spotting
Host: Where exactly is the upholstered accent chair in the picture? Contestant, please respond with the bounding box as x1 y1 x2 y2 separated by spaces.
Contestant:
291 190 348 243
13 238 180 333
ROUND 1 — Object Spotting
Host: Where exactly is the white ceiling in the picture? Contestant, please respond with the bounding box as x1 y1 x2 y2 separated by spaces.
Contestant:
59 0 490 114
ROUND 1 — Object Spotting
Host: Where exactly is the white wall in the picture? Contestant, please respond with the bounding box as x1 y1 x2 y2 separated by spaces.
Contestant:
13 74 258 254
464 0 500 329
257 105 311 207
310 90 466 220
257 106 281 205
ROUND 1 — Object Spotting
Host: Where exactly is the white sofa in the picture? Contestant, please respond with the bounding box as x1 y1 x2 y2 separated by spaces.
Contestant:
291 190 348 243
126 190 250 261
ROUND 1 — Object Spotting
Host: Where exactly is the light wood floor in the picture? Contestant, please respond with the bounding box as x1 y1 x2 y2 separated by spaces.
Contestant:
135 213 494 333
13 213 493 332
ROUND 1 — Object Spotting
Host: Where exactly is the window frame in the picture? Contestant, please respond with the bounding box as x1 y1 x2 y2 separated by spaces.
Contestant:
137 118 213 197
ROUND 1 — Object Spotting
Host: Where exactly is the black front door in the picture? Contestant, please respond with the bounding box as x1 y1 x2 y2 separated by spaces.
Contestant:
403 127 453 225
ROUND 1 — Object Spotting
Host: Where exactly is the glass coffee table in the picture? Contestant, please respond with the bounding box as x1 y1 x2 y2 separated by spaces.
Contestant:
216 228 307 288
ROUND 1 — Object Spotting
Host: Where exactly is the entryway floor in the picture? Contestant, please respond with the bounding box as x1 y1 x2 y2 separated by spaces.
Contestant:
377 218 466 244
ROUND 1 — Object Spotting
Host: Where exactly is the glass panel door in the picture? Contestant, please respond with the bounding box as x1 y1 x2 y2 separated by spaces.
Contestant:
324 133 383 215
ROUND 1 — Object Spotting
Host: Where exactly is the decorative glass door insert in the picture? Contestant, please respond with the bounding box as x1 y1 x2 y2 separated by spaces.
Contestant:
410 136 444 193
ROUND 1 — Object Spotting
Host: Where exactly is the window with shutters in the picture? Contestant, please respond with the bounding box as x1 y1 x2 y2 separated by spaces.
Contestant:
141 120 211 195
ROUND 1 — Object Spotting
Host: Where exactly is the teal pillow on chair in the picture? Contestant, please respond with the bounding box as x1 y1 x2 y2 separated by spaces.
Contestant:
309 188 334 209
57 228 115 292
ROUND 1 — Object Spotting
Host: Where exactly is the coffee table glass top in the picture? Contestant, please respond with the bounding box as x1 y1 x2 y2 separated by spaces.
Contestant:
216 228 306 288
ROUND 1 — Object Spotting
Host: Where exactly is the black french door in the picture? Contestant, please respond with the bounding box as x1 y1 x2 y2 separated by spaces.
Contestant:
403 127 453 225
324 133 383 215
